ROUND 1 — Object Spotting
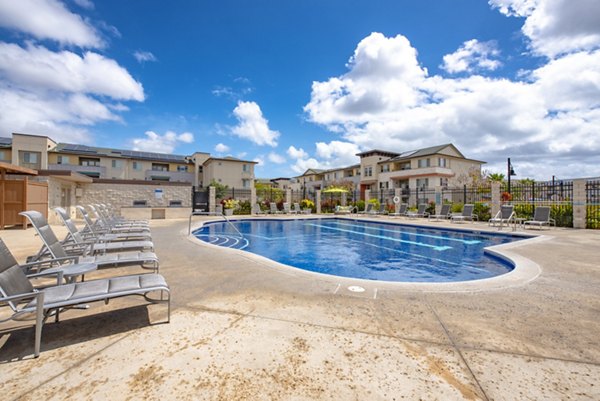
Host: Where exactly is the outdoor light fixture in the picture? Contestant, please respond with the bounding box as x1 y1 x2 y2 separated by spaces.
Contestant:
507 158 516 194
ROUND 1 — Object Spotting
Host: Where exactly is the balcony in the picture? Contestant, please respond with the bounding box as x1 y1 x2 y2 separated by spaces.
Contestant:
48 164 106 178
380 167 454 180
144 170 194 183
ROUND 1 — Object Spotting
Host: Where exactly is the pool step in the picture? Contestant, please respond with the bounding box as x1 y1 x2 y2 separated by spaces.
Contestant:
194 233 249 250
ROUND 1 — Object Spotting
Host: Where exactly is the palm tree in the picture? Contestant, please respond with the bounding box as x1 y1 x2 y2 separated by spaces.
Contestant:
487 173 505 182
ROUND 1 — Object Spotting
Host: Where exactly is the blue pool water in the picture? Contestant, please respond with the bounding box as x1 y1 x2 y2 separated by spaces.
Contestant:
192 218 523 283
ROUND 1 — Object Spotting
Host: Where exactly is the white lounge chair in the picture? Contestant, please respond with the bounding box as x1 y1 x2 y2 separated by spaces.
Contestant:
524 206 555 230
0 239 169 358
489 205 515 228
450 204 478 223
20 211 160 272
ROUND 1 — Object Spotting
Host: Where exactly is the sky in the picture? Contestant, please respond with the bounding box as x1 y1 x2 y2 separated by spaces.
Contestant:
0 0 599 181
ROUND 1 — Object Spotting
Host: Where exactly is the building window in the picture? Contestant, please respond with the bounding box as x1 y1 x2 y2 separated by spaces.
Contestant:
19 151 41 169
79 157 100 167
242 179 251 188
133 161 142 171
440 177 449 187
381 164 390 173
152 163 169 171
379 181 389 189
57 155 69 165
438 157 448 168
112 160 123 169
242 164 248 172
416 178 429 189
0 151 5 161
177 165 187 172
364 166 373 177
418 158 430 168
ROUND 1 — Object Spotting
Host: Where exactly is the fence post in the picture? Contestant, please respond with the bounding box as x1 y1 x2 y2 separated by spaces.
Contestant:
573 179 586 229
463 185 467 204
491 181 501 217
209 186 216 214
251 186 257 209
316 189 322 214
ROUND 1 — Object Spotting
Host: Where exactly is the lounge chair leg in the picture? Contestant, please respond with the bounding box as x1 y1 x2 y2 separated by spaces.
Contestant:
34 293 44 358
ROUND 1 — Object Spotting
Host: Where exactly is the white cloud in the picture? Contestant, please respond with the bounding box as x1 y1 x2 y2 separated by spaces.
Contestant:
132 131 195 153
441 39 502 73
253 155 264 166
215 143 230 153
133 50 157 63
0 41 145 142
489 0 600 57
72 0 94 10
231 101 280 146
287 145 308 160
0 0 103 48
268 152 286 164
304 29 600 179
0 42 144 101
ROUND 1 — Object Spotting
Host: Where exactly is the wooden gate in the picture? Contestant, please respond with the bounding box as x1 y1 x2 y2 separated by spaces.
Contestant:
0 176 48 229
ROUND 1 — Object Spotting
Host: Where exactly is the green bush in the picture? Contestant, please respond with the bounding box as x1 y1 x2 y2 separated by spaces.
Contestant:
473 202 491 222
353 200 365 212
451 203 464 214
368 198 380 210
233 200 251 215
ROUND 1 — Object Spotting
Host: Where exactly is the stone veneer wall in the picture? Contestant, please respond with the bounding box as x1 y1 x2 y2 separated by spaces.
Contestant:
78 182 192 214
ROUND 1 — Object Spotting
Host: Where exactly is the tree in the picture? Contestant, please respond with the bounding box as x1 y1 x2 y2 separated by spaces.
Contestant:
487 173 505 182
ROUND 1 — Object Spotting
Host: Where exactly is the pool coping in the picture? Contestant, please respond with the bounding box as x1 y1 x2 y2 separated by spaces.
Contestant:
185 215 545 293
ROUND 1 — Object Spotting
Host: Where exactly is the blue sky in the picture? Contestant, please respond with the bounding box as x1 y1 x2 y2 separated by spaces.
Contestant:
1 0 599 180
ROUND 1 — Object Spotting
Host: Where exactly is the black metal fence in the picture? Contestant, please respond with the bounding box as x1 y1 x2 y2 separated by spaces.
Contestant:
503 180 573 227
586 179 600 229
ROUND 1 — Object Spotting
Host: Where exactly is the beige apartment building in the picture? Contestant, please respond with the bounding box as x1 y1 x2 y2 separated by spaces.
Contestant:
292 144 484 199
1 133 256 188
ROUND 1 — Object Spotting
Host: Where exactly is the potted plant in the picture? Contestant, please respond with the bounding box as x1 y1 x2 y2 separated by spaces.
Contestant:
222 198 238 216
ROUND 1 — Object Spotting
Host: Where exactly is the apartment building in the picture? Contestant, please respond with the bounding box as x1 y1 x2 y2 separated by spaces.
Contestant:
1 133 256 188
293 143 484 198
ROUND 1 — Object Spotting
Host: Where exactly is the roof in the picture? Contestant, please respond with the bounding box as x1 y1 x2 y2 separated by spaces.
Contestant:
0 137 12 148
380 143 486 164
205 156 258 164
356 149 400 158
298 168 325 177
0 161 37 175
38 170 93 183
53 143 189 164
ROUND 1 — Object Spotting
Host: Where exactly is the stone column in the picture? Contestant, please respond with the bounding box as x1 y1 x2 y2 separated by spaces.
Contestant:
365 189 371 204
316 189 322 214
251 187 257 208
434 186 442 214
491 181 501 217
573 179 586 229
394 188 402 213
209 186 216 214
341 192 347 206
286 188 292 205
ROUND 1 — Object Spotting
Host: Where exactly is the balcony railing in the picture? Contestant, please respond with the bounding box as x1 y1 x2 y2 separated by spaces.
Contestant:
49 164 106 177
144 170 194 183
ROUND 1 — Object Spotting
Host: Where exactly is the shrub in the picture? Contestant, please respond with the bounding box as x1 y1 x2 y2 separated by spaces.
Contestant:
426 201 436 215
233 200 251 215
451 203 464 214
367 198 380 210
473 202 491 221
354 200 365 212
300 199 315 212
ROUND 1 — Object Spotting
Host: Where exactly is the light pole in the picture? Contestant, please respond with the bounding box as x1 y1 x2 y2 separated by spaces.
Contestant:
507 158 516 194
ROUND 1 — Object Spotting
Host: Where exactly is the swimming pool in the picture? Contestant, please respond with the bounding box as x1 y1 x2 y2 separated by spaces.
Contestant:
192 218 524 283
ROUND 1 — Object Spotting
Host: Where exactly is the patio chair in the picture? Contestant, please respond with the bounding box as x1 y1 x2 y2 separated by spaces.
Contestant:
89 205 149 230
252 203 265 215
489 205 515 228
54 207 155 254
524 206 555 230
334 205 353 215
0 238 97 285
290 203 299 214
407 204 429 219
98 203 148 225
375 204 388 215
269 203 281 214
282 202 291 214
390 203 408 217
429 204 452 221
20 211 160 272
78 206 151 236
76 206 152 242
0 240 169 357
359 203 374 214
450 204 478 223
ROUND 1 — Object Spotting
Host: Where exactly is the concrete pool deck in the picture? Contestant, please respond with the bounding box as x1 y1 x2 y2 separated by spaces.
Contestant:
1 216 599 400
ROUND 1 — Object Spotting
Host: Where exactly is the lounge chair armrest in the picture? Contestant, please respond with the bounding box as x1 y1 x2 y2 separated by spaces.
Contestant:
21 256 80 270
0 291 43 308
27 269 65 285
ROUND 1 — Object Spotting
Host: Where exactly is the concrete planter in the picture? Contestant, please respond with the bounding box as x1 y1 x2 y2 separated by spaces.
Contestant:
224 208 234 216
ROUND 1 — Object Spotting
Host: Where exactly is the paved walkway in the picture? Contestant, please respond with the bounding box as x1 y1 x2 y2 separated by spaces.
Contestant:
1 217 599 400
